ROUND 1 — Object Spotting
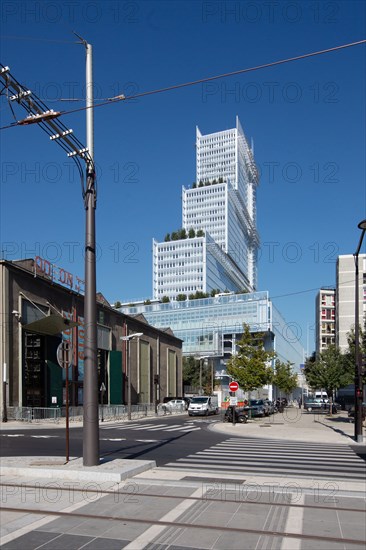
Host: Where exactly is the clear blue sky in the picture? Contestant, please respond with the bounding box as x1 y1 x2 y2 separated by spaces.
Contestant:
1 0 365 353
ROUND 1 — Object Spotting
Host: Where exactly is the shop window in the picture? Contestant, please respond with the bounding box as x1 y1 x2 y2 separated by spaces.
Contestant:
23 332 45 407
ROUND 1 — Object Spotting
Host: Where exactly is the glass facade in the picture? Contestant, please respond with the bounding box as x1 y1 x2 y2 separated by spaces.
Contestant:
153 117 259 300
121 291 304 372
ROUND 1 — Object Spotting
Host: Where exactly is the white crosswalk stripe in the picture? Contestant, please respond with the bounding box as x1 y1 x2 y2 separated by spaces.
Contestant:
165 437 366 480
99 421 202 434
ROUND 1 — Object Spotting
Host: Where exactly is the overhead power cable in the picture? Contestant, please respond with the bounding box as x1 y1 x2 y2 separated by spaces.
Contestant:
0 39 365 130
0 63 94 201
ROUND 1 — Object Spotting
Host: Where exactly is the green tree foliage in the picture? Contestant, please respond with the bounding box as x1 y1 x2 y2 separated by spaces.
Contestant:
161 296 170 303
304 344 353 396
345 319 366 382
196 229 205 237
176 293 187 301
114 301 122 308
164 233 171 242
188 228 196 238
179 228 187 239
183 356 200 387
188 291 209 300
143 299 151 305
171 231 179 241
272 360 298 396
226 324 276 392
183 356 211 390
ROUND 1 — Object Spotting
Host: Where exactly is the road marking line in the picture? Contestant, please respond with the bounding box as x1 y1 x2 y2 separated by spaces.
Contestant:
132 424 168 431
123 485 206 550
280 494 305 550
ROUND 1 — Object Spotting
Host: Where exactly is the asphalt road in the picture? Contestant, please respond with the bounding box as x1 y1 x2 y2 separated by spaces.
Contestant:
0 414 228 466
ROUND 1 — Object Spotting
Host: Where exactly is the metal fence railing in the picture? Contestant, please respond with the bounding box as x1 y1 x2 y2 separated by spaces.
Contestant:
5 403 186 424
6 407 61 423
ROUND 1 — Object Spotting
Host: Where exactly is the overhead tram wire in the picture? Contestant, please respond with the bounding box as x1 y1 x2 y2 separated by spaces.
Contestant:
0 39 365 130
0 63 93 199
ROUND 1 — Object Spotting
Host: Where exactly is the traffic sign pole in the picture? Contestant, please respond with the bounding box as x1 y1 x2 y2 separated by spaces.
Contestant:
229 381 239 392
57 341 72 463
228 382 239 425
64 344 69 462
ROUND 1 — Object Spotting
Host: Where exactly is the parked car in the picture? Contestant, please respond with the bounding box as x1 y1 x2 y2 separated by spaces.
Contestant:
325 402 342 414
163 396 190 410
244 399 267 417
304 398 341 413
164 399 187 411
348 403 366 422
224 406 248 423
264 400 275 415
303 397 324 411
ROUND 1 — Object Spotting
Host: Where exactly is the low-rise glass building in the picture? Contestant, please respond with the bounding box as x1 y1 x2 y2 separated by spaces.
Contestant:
120 291 305 400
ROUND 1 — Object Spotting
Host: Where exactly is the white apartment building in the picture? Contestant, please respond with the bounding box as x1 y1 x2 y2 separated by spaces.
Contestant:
153 233 251 301
153 117 259 300
315 288 336 355
336 254 366 351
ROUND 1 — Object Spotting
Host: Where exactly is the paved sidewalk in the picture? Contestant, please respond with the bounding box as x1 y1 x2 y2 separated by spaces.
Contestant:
1 409 365 550
212 408 365 445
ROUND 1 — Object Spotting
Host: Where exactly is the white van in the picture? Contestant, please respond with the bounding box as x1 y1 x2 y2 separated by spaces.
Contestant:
315 391 329 403
188 395 219 416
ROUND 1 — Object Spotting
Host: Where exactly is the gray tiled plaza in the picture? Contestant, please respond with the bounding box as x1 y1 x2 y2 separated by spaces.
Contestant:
1 411 365 550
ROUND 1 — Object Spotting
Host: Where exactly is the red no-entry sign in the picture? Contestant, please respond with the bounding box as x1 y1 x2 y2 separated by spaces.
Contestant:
229 381 239 392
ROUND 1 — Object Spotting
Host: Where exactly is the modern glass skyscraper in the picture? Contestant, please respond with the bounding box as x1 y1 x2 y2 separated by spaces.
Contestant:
153 117 259 300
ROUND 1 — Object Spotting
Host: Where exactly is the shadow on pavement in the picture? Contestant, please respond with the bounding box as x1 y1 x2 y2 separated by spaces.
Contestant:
314 416 363 443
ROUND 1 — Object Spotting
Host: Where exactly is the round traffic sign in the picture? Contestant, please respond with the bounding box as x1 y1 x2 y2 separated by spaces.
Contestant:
229 381 239 392
57 341 72 368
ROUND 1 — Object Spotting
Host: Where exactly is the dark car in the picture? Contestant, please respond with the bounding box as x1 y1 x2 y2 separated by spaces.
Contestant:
305 398 341 414
326 402 342 414
224 406 248 423
348 403 366 422
303 397 323 412
244 399 267 417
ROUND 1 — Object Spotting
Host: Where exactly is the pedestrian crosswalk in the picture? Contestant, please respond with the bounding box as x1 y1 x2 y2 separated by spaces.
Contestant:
164 437 366 480
99 421 202 434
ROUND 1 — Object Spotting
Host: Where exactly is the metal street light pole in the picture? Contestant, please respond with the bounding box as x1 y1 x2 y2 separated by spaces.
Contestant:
121 333 143 420
195 355 211 395
0 56 100 466
82 41 99 467
354 219 366 443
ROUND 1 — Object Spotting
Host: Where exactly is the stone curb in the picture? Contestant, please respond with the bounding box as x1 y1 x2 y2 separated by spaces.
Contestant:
0 456 156 482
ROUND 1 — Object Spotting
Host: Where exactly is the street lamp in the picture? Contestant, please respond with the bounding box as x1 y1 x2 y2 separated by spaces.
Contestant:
120 333 143 420
195 355 211 395
354 219 366 443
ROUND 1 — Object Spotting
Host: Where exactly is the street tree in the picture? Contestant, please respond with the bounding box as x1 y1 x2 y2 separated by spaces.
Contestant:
345 319 366 383
304 345 353 412
183 356 211 391
183 356 200 388
272 359 298 398
226 324 276 394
